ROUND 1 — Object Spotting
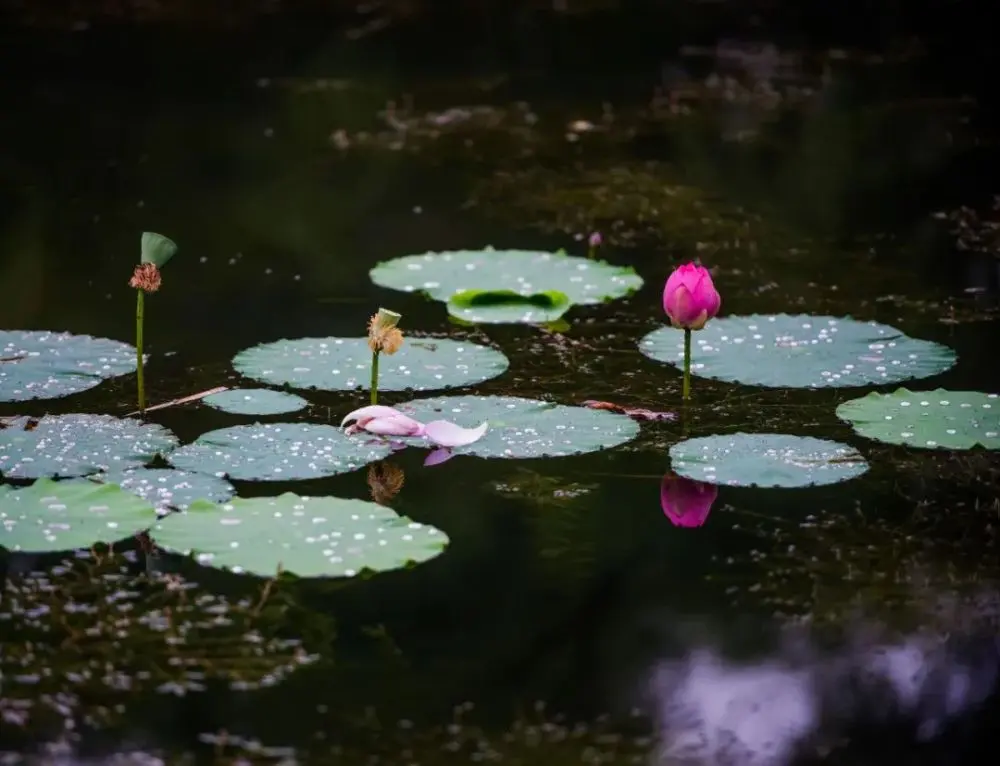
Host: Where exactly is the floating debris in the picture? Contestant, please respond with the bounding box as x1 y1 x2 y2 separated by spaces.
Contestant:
581 400 677 422
0 553 316 741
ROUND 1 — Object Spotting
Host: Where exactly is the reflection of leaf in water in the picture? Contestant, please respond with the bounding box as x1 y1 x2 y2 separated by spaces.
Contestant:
0 552 316 739
290 702 654 765
490 468 598 584
708 504 1000 628
197 731 298 762
490 467 596 509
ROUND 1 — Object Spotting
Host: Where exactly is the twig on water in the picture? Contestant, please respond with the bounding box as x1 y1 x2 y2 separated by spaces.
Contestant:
126 386 229 416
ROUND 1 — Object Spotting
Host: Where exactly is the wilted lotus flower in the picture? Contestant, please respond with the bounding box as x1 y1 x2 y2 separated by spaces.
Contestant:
366 308 404 406
662 262 721 331
129 263 162 293
342 405 488 449
367 308 404 355
660 472 718 528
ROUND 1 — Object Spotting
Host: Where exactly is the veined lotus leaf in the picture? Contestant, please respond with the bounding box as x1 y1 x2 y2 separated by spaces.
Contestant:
202 388 308 416
446 288 572 324
166 423 391 481
0 414 178 480
92 468 236 513
669 433 869 488
0 478 157 553
836 388 1000 450
140 232 178 268
393 395 641 459
232 337 508 393
0 330 137 403
639 314 956 388
151 493 449 578
369 247 643 317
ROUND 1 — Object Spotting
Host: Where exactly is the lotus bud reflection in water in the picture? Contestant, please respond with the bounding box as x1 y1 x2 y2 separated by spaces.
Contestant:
663 261 721 402
660 472 718 528
367 308 404 406
342 405 488 449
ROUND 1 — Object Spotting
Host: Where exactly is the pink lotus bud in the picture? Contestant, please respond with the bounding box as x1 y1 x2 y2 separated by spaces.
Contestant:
660 473 717 528
662 262 721 330
588 231 602 247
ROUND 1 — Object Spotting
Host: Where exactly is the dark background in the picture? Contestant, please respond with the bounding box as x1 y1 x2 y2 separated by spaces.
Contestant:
0 1 994 92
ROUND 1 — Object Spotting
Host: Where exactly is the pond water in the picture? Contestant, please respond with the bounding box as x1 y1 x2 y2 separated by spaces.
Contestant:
3 16 1000 766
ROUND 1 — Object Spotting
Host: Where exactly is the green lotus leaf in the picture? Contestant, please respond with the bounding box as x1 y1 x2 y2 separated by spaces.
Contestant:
392 395 641 459
92 467 236 513
369 247 643 324
232 337 508 393
836 388 1000 450
151 493 449 578
0 330 137 403
446 288 572 324
140 231 178 268
202 388 308 416
0 478 158 553
669 432 869 488
639 314 956 388
0 414 178 480
166 423 391 481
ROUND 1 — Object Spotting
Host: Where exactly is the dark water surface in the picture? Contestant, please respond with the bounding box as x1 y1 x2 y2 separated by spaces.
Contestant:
3 12 1000 765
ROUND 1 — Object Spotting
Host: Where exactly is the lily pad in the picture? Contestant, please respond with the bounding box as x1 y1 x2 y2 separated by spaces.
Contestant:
369 247 643 322
232 337 508 393
0 478 157 553
202 388 308 416
669 433 869 488
392 395 641 459
446 288 572 324
836 388 1000 450
166 423 391 481
0 414 178 480
93 468 236 513
638 314 956 388
0 330 137 403
151 493 449 578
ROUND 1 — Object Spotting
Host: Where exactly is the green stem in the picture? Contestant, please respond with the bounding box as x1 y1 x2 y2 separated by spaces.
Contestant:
370 350 380 405
136 289 145 415
682 328 691 402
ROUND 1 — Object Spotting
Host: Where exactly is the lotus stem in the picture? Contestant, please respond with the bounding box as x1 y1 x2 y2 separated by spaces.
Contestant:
136 289 146 415
682 327 692 402
370 350 380 405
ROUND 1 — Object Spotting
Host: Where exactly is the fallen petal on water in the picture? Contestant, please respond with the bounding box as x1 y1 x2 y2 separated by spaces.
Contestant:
422 420 489 448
